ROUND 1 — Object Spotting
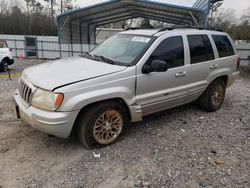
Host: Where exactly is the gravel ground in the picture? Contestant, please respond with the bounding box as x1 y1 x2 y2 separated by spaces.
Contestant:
0 59 249 188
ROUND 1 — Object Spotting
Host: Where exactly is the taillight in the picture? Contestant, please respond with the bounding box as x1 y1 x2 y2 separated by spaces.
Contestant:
236 57 240 71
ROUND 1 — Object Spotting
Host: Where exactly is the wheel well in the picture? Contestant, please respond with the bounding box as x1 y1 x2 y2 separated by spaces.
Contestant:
1 57 10 64
80 98 131 119
70 98 131 136
215 75 228 86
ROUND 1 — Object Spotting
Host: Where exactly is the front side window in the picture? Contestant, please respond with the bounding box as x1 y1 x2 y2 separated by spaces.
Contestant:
149 36 184 69
212 35 235 58
188 35 215 64
90 34 153 65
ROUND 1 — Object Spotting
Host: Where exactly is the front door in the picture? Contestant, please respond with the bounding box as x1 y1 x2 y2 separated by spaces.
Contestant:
136 35 190 116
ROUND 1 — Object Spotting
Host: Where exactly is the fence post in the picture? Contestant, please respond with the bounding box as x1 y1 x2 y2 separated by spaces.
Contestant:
59 42 62 59
23 38 26 58
41 40 44 59
14 39 17 57
68 44 70 57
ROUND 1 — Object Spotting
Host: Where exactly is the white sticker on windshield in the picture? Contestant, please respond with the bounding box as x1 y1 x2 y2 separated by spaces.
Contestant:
132 37 150 43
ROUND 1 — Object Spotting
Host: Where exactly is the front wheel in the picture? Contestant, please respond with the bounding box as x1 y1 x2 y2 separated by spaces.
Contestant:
198 79 226 112
77 101 129 149
0 60 9 72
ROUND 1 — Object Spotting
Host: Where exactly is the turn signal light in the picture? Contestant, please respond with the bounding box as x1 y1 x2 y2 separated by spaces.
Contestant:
54 94 64 109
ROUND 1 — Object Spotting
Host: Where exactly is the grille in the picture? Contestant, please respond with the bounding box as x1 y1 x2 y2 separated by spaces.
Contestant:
19 79 32 105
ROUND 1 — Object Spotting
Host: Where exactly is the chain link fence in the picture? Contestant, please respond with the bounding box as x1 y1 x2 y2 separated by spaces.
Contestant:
0 36 96 59
1 34 250 67
236 43 250 66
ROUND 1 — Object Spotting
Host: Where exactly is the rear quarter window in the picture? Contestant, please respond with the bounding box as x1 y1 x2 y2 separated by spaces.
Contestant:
0 41 7 48
212 35 235 58
0 41 4 48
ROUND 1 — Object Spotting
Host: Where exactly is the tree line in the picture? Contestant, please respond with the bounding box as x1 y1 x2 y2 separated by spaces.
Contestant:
0 0 74 36
213 8 250 41
0 0 250 41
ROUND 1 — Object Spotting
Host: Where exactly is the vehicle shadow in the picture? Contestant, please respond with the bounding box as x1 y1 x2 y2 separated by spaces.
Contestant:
38 102 201 149
127 102 201 136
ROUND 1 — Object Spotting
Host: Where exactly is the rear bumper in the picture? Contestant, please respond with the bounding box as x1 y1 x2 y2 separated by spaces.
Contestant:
14 92 79 138
227 71 240 87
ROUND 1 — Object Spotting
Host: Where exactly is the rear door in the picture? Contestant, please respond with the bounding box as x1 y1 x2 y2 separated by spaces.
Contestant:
184 34 216 101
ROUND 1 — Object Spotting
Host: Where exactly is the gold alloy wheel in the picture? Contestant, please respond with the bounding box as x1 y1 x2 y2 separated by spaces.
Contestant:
93 110 123 145
211 84 224 108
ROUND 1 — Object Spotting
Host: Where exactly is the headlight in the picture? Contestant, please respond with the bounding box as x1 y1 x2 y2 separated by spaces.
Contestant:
31 88 64 111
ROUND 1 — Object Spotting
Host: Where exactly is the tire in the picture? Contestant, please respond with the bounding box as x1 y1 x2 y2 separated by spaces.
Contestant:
198 79 226 112
77 101 129 149
0 59 9 72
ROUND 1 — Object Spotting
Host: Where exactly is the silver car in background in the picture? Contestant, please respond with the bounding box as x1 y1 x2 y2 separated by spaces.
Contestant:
14 27 240 149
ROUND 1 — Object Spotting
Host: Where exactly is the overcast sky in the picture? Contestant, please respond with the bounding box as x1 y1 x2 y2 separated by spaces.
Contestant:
75 0 250 17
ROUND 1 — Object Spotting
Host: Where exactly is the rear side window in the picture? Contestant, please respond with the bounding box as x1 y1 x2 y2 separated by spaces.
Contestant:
212 35 234 57
0 41 4 48
150 36 184 69
188 35 215 64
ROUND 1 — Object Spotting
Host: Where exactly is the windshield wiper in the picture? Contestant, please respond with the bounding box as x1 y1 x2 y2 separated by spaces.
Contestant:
93 55 115 65
80 51 93 58
81 53 119 65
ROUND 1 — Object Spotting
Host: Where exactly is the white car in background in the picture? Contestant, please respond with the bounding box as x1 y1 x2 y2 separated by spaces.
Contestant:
0 40 14 72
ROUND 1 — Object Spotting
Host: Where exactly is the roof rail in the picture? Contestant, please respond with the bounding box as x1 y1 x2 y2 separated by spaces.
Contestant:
125 26 154 30
158 26 223 32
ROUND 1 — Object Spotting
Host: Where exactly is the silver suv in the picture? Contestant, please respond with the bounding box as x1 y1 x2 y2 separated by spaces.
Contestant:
14 27 240 149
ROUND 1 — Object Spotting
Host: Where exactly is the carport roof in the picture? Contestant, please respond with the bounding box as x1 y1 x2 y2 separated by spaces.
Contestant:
56 0 211 48
56 0 210 27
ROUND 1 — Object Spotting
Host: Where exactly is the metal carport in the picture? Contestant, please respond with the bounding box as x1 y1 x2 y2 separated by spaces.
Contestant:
56 0 211 57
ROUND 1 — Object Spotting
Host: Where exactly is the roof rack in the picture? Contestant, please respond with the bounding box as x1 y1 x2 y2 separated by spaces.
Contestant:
158 26 223 32
125 26 154 31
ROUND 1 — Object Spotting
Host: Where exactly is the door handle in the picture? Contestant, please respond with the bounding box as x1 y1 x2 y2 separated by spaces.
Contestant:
210 64 218 69
175 71 186 77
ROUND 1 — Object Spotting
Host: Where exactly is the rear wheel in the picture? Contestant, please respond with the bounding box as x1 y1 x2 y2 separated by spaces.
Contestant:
198 79 226 112
77 101 129 149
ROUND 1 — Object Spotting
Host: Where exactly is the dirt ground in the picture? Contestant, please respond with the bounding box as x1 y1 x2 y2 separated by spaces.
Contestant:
0 59 249 188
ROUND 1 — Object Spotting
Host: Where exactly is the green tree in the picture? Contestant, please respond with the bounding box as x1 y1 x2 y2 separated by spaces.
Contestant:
140 18 153 28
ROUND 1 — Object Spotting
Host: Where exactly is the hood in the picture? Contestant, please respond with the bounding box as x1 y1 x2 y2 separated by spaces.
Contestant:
22 56 127 90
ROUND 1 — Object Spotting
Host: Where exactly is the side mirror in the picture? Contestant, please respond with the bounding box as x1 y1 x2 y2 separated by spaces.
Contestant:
142 60 168 74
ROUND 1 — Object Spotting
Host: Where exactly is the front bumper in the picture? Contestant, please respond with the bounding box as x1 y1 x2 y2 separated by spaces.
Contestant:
14 92 80 138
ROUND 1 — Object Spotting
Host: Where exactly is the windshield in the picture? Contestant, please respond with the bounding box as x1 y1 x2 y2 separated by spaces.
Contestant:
90 34 153 65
